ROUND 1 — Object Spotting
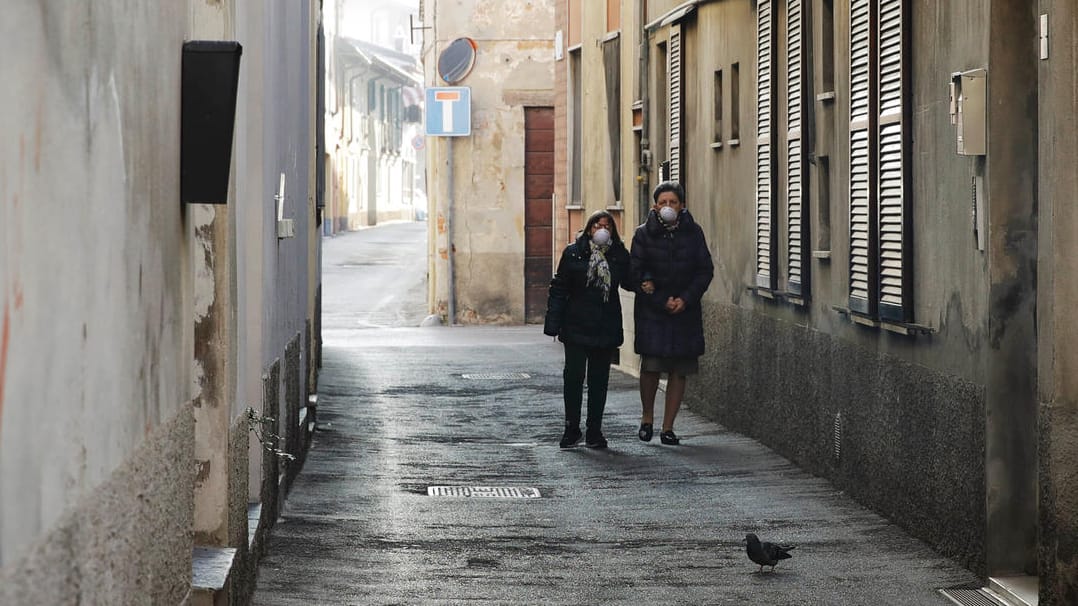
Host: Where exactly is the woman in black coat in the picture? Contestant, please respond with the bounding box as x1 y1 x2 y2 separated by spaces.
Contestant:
544 210 630 449
629 181 714 445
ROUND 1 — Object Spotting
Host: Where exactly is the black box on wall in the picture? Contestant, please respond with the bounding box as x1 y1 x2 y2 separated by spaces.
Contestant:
181 41 242 204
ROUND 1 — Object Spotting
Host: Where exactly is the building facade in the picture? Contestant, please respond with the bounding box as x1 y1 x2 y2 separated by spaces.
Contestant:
560 0 1077 602
421 0 556 325
325 36 424 233
0 2 322 604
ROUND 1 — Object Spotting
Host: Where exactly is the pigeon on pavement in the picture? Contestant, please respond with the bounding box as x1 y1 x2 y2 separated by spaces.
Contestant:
744 533 795 572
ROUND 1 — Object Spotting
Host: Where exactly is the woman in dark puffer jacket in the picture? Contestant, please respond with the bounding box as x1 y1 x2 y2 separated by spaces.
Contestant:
544 210 631 449
629 181 714 445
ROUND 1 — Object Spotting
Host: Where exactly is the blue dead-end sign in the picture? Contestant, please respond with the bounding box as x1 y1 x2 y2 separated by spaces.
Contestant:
425 87 471 137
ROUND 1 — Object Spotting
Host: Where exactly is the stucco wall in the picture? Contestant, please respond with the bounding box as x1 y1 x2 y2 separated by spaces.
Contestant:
0 1 192 569
425 0 554 324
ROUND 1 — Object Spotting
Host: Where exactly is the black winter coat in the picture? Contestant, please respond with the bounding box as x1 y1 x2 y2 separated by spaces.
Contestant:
543 233 630 349
629 209 714 358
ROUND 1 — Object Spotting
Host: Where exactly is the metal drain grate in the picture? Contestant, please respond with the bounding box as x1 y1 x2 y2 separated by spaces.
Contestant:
938 589 1007 606
427 486 541 498
460 372 531 380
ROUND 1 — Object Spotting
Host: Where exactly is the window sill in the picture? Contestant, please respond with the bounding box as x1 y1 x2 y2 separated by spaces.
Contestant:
710 141 723 150
832 306 935 335
565 204 584 210
816 91 836 103
727 138 741 147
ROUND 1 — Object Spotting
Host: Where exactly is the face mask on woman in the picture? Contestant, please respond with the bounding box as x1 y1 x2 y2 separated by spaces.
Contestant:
659 206 678 224
591 228 611 246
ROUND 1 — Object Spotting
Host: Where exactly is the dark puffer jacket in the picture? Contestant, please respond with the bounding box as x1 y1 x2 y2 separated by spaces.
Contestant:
543 233 630 349
629 208 714 358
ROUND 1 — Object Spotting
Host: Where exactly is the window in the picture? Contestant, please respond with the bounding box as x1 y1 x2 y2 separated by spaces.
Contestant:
603 36 622 203
731 62 741 141
713 69 723 144
606 0 620 33
569 47 583 204
847 0 911 321
877 0 911 321
754 1 777 290
568 0 581 48
786 0 810 298
667 24 683 182
820 0 835 94
847 0 877 315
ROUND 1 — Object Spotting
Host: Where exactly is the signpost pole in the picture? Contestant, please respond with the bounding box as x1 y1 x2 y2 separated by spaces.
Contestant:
447 137 455 325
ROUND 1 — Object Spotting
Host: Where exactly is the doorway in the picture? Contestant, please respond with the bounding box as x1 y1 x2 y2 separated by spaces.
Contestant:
523 107 555 323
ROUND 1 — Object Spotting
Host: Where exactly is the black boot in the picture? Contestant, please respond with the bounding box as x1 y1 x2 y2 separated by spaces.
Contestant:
559 425 582 448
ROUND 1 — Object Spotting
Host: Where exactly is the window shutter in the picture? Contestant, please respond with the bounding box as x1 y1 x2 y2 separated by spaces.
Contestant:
877 0 910 321
755 0 777 290
847 0 876 315
668 24 683 182
786 0 809 297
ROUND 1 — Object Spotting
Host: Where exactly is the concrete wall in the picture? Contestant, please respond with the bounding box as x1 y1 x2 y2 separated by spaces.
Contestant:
424 0 555 324
1037 1 1078 603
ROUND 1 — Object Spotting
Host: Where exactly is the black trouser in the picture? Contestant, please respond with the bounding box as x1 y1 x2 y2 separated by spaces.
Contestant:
562 343 614 433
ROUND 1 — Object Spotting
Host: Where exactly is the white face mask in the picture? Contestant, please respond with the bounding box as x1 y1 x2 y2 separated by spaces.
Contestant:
659 206 678 223
592 228 611 246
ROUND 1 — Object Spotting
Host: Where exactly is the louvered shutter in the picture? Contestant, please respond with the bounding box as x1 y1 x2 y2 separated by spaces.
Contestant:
877 0 910 321
668 24 683 182
755 0 777 290
847 0 876 315
786 0 809 297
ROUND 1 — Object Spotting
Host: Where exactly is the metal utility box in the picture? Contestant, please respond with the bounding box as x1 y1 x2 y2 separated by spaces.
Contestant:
950 69 986 156
181 41 243 204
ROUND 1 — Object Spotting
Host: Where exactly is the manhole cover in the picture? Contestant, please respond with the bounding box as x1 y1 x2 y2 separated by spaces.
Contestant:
460 373 531 380
427 486 541 498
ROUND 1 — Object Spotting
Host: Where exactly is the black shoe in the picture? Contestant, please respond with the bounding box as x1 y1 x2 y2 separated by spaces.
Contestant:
638 423 653 442
659 430 680 445
559 426 582 448
585 431 608 449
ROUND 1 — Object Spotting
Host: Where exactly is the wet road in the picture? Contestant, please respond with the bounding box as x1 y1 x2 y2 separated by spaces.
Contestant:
252 221 980 605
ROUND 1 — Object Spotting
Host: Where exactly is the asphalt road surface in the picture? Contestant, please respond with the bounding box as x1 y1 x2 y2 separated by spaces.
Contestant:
253 221 982 605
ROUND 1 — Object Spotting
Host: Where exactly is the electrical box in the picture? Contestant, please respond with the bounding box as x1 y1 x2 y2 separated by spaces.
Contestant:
950 69 986 156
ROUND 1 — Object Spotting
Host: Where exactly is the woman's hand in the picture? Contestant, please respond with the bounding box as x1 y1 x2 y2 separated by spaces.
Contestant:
665 297 686 314
641 280 655 295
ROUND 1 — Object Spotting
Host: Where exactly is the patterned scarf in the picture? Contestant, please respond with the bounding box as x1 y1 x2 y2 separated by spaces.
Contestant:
586 241 612 302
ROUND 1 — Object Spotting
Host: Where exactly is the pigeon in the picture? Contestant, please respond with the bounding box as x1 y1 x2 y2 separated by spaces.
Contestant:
744 533 795 572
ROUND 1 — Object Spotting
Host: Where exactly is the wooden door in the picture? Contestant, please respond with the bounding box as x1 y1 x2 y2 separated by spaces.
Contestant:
524 107 555 323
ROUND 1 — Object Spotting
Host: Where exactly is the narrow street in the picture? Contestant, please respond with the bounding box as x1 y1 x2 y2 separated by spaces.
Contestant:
252 221 980 605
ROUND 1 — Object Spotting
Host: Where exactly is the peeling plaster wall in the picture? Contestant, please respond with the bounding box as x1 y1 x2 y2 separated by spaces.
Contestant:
425 0 554 324
0 1 192 573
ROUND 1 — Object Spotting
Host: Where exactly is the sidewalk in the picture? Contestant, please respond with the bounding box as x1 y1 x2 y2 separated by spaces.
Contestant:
253 323 980 605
